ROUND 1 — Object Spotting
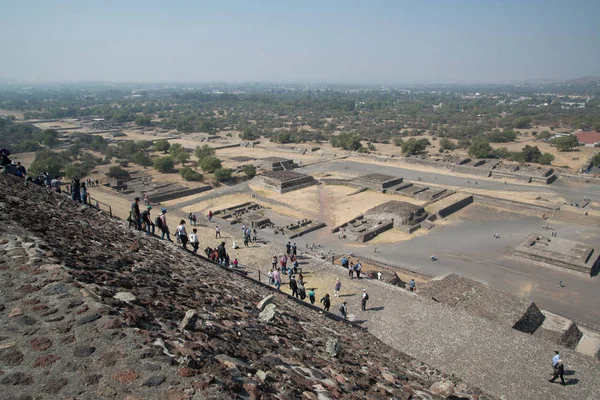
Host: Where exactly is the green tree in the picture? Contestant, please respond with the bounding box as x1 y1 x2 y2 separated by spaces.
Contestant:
134 152 154 167
590 153 600 167
194 144 215 161
106 165 130 180
522 145 542 163
243 164 256 179
512 117 531 129
439 138 455 151
393 137 404 147
538 153 555 165
401 138 425 155
468 138 492 158
214 167 232 182
200 156 222 173
153 156 175 173
552 135 579 151
63 162 86 179
38 129 59 148
169 143 189 165
538 131 551 140
179 167 204 181
153 139 170 153
135 115 152 126
29 148 66 177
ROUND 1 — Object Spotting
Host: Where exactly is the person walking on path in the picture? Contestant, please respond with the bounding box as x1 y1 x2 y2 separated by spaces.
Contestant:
268 268 274 285
409 279 416 292
286 242 291 255
549 359 566 385
308 289 316 304
272 268 281 291
320 293 330 311
131 197 142 230
355 260 362 279
348 261 354 279
334 279 341 297
272 255 278 270
297 281 306 300
290 275 299 298
292 243 297 257
552 351 560 368
339 302 347 319
81 182 88 205
377 270 383 281
243 234 249 247
141 206 155 235
208 210 213 222
215 225 221 238
361 289 369 311
189 228 199 253
176 220 188 249
158 208 172 241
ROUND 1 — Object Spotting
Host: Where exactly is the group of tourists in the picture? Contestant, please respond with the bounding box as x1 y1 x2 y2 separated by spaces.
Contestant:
340 256 363 279
187 213 197 226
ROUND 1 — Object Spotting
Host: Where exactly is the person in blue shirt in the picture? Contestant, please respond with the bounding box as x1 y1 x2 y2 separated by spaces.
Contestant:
409 279 416 292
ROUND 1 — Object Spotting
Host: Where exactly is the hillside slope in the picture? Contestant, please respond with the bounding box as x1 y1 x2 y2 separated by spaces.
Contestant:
0 174 491 399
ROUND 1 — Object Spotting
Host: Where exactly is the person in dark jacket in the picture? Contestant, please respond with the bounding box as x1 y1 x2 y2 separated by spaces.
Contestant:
549 359 565 385
289 275 298 298
320 294 331 311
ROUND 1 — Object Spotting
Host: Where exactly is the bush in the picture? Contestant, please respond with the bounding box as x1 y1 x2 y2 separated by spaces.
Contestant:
63 163 86 179
468 138 492 158
106 165 130 180
179 167 204 181
551 135 578 151
539 131 551 140
200 156 222 173
311 147 320 152
153 156 175 173
439 138 455 151
538 153 555 165
214 168 232 182
243 164 256 179
590 153 600 167
169 143 190 165
401 138 425 155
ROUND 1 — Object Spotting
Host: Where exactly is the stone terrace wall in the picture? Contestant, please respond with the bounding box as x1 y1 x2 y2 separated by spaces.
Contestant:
151 186 212 203
437 195 474 218
472 194 556 215
559 173 600 185
451 165 492 177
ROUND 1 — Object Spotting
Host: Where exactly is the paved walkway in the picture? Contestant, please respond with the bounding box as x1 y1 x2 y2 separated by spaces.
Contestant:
272 255 600 400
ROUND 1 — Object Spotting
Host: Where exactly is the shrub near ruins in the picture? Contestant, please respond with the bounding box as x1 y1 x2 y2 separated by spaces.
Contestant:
179 167 204 181
153 156 175 173
200 156 222 173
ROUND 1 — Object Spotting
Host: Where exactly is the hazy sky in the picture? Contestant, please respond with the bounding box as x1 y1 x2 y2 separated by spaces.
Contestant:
1 0 599 84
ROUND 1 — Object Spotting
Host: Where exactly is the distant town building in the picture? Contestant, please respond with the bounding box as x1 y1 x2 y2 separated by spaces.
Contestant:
575 131 600 147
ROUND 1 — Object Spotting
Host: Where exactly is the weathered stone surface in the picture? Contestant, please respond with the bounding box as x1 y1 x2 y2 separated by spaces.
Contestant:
75 312 102 326
0 372 33 385
113 369 139 384
73 346 96 358
29 337 52 351
142 375 166 387
257 294 275 311
114 291 136 302
33 354 61 367
258 303 276 324
42 377 67 394
326 338 340 358
430 379 455 396
0 350 24 366
178 309 198 330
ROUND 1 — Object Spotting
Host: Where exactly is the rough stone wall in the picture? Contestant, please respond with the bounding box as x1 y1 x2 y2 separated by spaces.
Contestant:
358 221 394 242
559 173 600 185
472 194 556 215
451 165 492 177
150 186 212 203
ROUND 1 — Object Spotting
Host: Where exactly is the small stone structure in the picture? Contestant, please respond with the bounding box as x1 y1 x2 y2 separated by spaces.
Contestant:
332 201 429 242
353 174 404 192
419 274 545 334
272 218 327 239
213 202 271 228
251 171 318 194
255 156 298 172
512 234 600 275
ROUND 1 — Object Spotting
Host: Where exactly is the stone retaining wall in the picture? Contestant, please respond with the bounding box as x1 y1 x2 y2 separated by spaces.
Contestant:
359 221 394 242
451 165 492 177
438 195 474 218
472 194 556 215
151 185 212 203
559 173 600 185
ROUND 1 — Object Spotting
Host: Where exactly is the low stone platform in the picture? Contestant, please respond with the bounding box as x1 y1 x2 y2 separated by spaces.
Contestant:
512 234 600 275
419 274 546 334
252 170 318 193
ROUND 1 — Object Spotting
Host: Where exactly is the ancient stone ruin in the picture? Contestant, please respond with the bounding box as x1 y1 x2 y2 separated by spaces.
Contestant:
251 170 318 194
512 234 600 275
254 156 298 172
333 200 429 242
213 202 272 228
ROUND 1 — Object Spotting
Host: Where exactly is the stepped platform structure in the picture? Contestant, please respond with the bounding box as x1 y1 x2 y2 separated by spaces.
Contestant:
419 274 546 334
251 170 318 193
333 200 429 242
512 234 600 275
255 156 298 171
353 173 404 192
0 173 492 400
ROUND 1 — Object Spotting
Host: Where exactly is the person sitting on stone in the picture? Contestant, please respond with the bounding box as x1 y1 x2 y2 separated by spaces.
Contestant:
232 241 239 249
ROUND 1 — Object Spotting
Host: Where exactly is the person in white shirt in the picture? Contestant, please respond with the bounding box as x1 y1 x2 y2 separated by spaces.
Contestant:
189 228 199 253
176 220 188 249
215 226 221 238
